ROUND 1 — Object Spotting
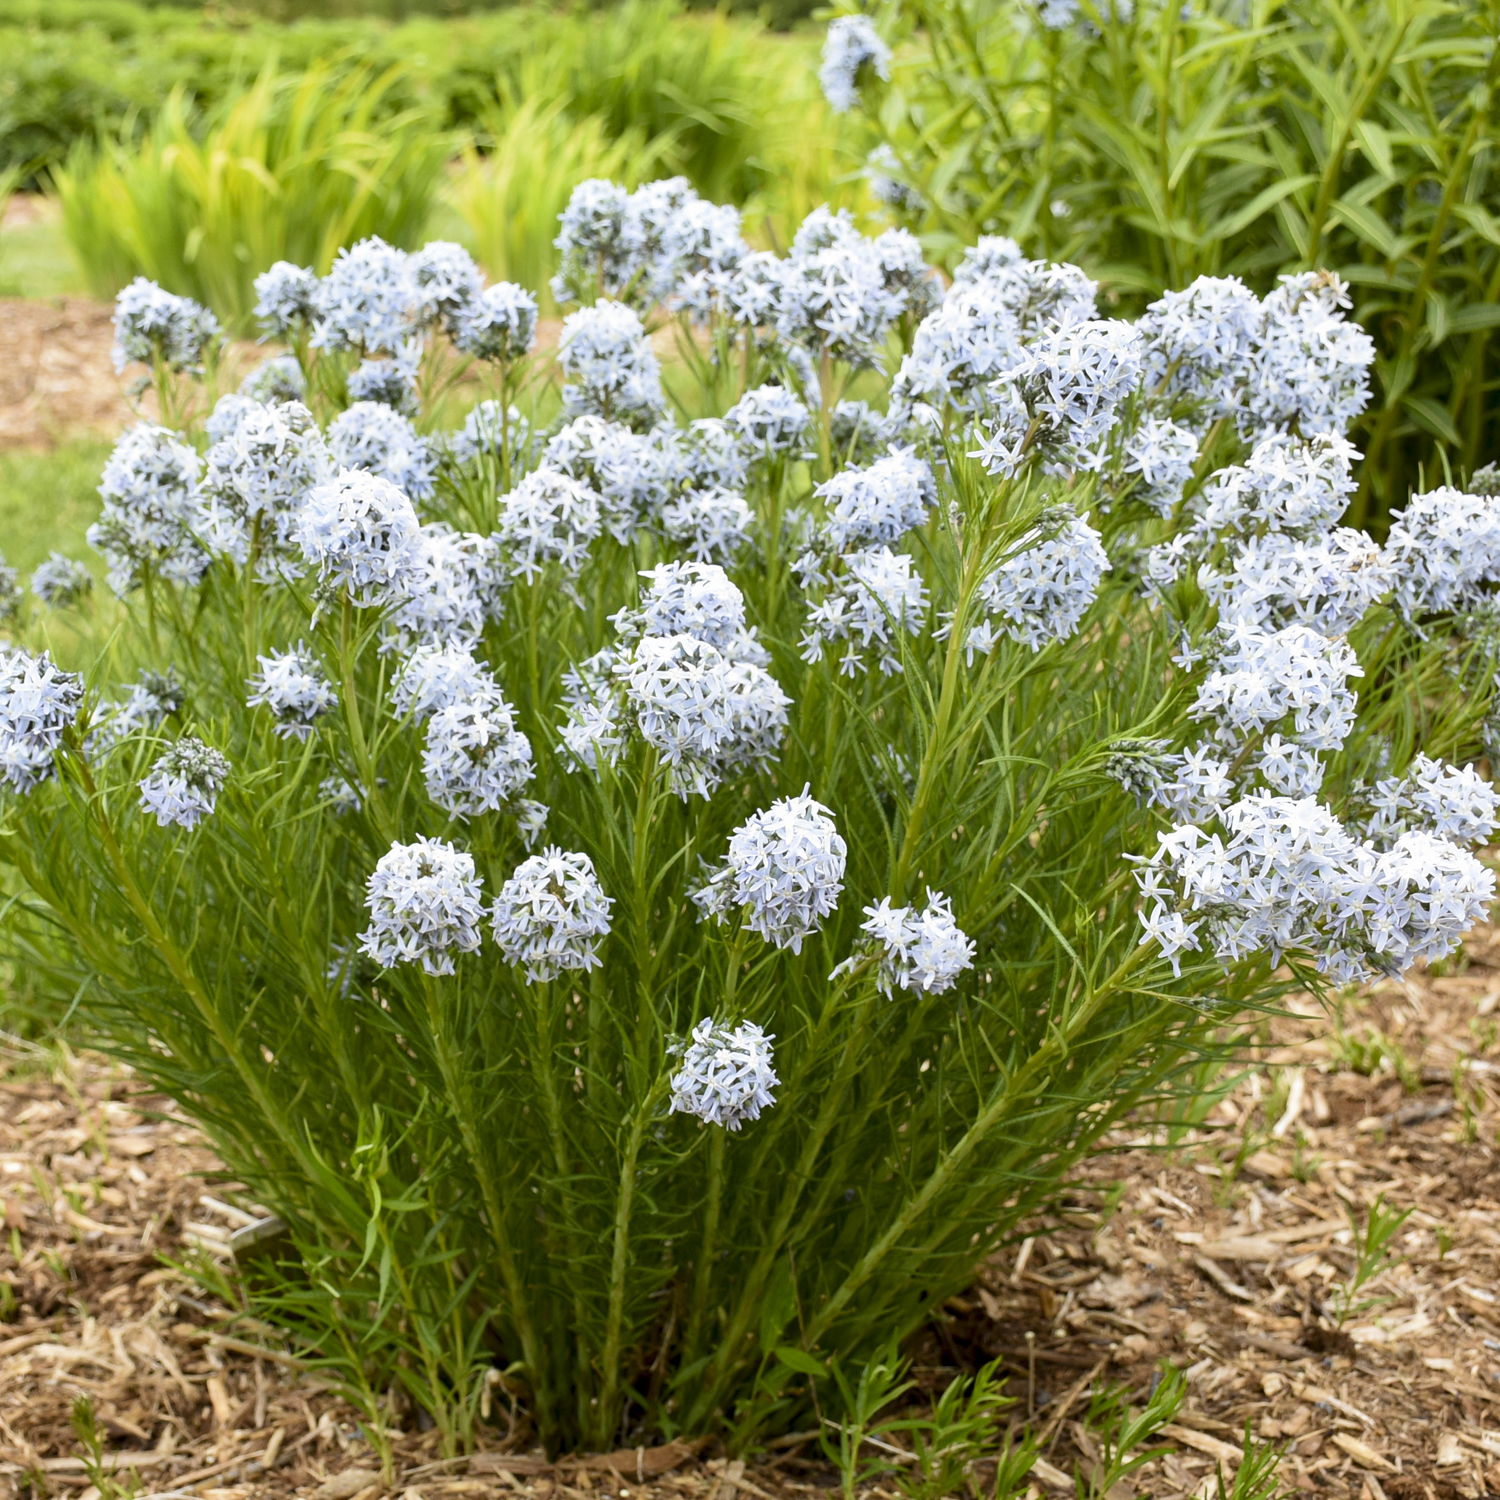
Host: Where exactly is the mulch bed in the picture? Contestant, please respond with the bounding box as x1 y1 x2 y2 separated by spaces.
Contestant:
4 939 1500 1500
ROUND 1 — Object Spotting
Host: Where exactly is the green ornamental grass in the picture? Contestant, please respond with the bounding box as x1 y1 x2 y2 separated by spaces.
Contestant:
52 62 450 332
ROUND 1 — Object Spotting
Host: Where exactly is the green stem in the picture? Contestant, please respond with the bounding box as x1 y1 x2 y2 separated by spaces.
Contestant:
893 585 971 903
682 1126 726 1365
419 972 554 1449
685 982 883 1424
337 594 390 841
596 1074 670 1448
531 979 594 1435
1301 12 1412 271
800 943 1152 1349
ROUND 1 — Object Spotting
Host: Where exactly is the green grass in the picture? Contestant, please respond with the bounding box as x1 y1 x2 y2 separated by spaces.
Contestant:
0 440 120 671
0 210 88 300
0 441 110 571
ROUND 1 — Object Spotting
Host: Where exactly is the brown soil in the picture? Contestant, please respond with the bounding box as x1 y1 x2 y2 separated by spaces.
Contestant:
0 298 275 453
0 299 146 451
5 932 1500 1500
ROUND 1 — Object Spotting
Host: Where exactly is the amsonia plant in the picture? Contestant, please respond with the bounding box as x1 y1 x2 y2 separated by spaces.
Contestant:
0 185 1495 1457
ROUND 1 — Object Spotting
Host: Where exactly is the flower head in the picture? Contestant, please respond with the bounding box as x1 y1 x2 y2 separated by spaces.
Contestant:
494 467 604 581
614 561 750 652
612 634 791 798
87 670 185 755
962 509 1110 654
1192 621 1362 754
0 649 84 792
327 401 436 503
90 424 209 596
409 241 484 335
544 416 667 542
361 836 486 975
239 355 306 405
253 263 320 339
669 1018 779 1130
294 470 424 608
557 301 665 428
847 892 975 995
972 319 1142 476
112 278 220 374
725 385 812 454
815 448 935 551
801 546 928 676
311 238 417 355
246 644 338 741
423 683 535 818
138 737 230 830
1244 272 1374 438
455 282 539 363
387 524 506 648
819 16 892 113
660 487 754 563
392 642 496 720
491 847 613 981
1383 485 1500 621
693 790 846 952
347 356 420 417
198 400 332 572
30 553 93 608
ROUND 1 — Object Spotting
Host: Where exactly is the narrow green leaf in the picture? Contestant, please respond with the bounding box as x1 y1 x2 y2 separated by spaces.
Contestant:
1404 395 1462 445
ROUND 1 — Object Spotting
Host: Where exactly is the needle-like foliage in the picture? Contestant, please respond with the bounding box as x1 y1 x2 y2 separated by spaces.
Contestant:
0 183 1493 1462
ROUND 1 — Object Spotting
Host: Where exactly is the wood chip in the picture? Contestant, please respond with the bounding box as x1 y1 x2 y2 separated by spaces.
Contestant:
467 1455 553 1476
107 1133 157 1156
1238 1332 1311 1361
1193 1253 1254 1301
1030 1456 1073 1491
1197 1236 1282 1261
1161 1425 1243 1465
1331 1434 1393 1471
310 1469 384 1500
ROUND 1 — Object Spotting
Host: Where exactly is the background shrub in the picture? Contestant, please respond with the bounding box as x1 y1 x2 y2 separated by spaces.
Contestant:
52 63 452 328
859 0 1500 522
37 0 867 324
0 0 826 179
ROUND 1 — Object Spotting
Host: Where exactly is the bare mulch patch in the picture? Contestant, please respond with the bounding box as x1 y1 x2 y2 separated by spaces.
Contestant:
968 954 1500 1500
4 934 1500 1500
0 299 147 451
0 299 274 453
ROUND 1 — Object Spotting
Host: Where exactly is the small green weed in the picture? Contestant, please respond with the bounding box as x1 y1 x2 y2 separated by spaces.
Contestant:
1334 1194 1413 1329
72 1395 141 1500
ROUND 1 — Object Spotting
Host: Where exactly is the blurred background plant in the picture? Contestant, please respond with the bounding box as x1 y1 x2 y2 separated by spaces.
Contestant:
854 0 1500 523
16 0 867 325
52 62 449 330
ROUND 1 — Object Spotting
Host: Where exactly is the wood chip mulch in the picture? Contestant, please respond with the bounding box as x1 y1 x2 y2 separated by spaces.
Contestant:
5 927 1500 1500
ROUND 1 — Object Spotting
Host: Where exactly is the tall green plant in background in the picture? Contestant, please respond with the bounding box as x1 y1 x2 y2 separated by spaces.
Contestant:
479 0 796 207
53 62 450 329
449 101 664 309
859 0 1500 520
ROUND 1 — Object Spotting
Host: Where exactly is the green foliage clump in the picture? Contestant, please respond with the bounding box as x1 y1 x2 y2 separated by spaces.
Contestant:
22 0 859 322
856 0 1500 522
52 63 452 330
2 0 827 182
0 205 1488 1466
